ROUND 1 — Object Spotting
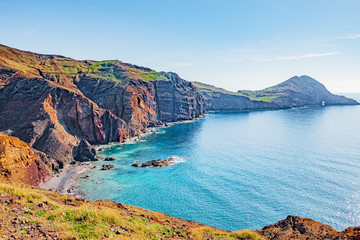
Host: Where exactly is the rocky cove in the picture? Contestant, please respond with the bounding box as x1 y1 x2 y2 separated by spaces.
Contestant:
1 44 360 239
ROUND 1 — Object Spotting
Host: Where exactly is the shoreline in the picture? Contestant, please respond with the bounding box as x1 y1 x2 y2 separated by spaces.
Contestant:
40 162 94 198
40 117 204 196
95 116 204 150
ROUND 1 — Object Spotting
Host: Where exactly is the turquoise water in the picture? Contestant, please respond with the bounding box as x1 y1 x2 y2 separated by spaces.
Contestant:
81 97 360 231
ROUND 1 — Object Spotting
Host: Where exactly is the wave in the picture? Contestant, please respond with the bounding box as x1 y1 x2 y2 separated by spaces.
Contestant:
153 129 166 134
170 156 186 165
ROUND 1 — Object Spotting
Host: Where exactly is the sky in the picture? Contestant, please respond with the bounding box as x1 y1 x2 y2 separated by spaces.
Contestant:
0 0 360 93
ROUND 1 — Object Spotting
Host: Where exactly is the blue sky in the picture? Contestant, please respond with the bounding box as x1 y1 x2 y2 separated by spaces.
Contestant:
1 0 360 92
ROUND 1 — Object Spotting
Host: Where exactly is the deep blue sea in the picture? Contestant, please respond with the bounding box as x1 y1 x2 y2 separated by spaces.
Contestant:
80 94 360 231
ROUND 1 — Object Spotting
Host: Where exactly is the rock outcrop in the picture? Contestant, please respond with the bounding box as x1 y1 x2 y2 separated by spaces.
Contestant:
257 215 360 240
0 133 51 186
101 164 115 170
141 157 177 167
74 139 98 162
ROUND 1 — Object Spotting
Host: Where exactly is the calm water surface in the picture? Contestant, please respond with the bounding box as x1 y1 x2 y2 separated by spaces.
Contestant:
81 95 360 231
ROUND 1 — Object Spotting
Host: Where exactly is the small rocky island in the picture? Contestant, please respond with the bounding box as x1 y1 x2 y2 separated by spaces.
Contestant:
101 164 115 170
132 157 177 168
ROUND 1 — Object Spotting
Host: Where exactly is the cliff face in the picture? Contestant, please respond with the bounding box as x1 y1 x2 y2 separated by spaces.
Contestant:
75 72 205 136
0 44 205 178
193 76 358 111
0 133 51 186
0 77 129 167
192 82 274 111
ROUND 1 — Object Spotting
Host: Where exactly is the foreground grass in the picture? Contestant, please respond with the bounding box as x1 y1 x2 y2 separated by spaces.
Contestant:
0 182 264 239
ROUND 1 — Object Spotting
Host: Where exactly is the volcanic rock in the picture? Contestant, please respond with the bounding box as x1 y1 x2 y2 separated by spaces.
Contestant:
141 157 176 168
101 164 115 170
0 132 51 186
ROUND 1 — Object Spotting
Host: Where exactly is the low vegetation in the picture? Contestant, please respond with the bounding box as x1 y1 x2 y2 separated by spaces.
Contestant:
192 81 239 95
192 81 284 103
0 182 264 239
237 88 285 102
0 44 168 84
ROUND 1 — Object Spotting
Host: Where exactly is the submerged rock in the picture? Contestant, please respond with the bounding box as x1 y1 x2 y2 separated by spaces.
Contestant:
131 163 140 167
104 157 116 161
101 164 115 170
141 158 176 168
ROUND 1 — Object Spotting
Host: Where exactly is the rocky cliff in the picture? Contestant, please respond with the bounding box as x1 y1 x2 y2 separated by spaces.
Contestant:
194 76 358 111
192 82 275 111
0 133 51 186
0 44 205 177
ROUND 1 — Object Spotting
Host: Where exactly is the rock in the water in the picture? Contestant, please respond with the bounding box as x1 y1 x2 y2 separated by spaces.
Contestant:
131 163 140 167
98 148 104 151
101 164 115 170
141 158 176 168
104 157 116 161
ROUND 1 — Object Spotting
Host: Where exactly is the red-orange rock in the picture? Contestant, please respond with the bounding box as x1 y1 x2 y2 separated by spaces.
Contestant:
0 133 51 186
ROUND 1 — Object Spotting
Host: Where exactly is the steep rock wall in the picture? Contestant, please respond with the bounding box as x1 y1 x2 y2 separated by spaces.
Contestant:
0 77 129 170
75 72 205 136
0 133 51 186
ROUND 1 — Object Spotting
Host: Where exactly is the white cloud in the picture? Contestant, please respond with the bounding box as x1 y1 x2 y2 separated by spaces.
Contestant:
335 34 360 39
248 52 342 62
275 52 342 61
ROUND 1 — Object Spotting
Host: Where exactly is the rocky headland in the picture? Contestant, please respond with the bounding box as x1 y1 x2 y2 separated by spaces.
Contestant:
0 44 205 182
193 76 358 111
1 44 360 239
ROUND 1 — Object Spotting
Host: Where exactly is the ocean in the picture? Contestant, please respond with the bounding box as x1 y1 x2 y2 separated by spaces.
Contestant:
80 94 360 231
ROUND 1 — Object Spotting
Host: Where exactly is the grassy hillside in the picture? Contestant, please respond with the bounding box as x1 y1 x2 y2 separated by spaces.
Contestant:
0 182 264 240
0 44 168 84
237 88 285 103
192 81 239 95
192 81 282 103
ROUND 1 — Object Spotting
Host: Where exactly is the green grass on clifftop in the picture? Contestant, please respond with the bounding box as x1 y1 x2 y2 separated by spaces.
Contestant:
0 44 168 84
